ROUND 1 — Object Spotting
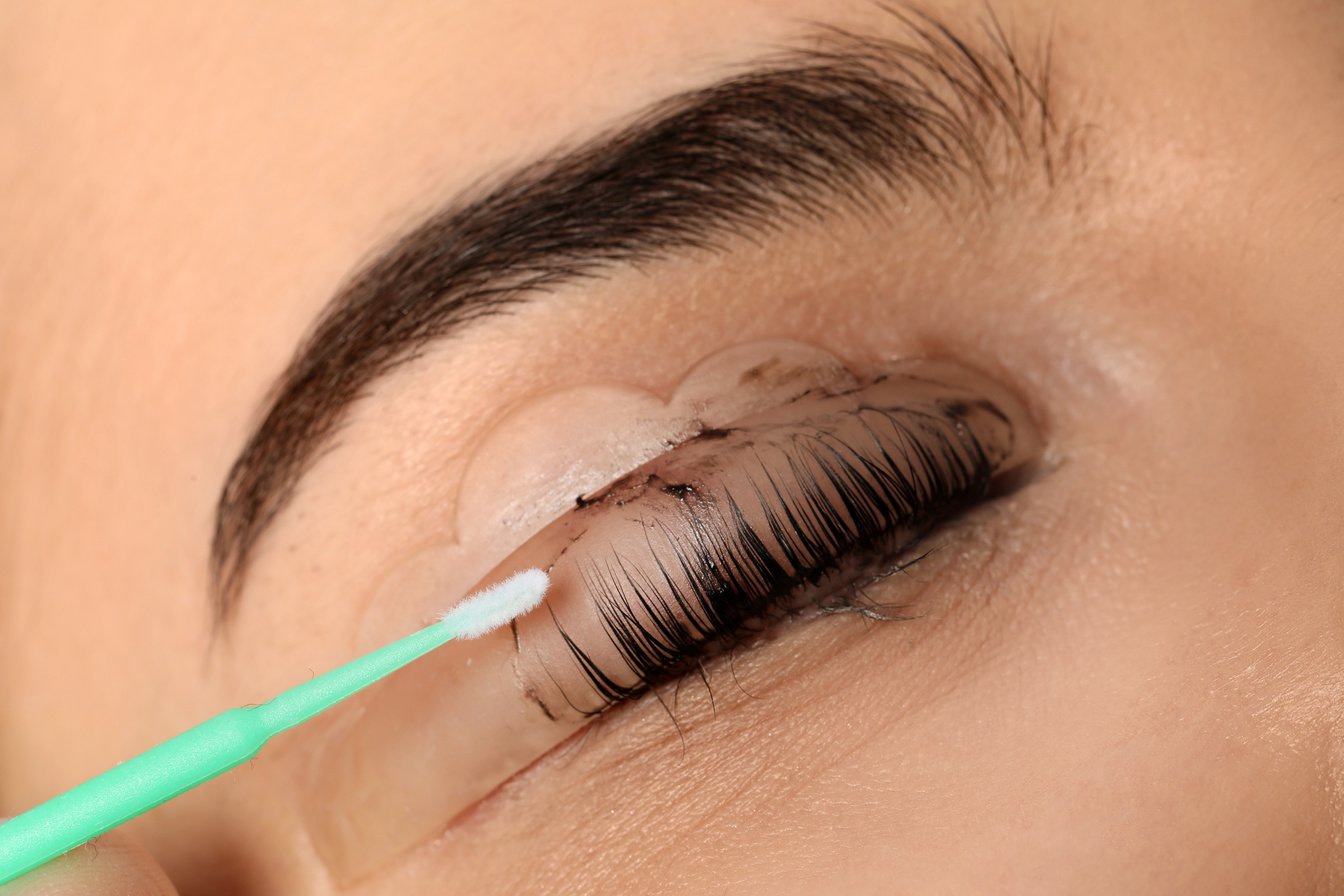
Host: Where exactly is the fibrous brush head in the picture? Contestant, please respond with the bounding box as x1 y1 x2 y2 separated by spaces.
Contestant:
438 568 549 639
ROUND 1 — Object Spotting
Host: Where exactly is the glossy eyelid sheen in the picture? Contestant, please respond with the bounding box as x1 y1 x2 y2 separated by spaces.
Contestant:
299 357 1041 883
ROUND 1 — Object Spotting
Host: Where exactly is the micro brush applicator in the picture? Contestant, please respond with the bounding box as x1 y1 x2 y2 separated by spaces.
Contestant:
0 568 549 885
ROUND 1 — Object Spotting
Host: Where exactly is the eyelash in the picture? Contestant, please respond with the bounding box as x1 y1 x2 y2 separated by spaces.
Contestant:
556 399 1001 715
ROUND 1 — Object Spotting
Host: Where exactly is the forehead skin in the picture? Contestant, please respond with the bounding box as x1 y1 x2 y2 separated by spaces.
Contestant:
2 1 1344 894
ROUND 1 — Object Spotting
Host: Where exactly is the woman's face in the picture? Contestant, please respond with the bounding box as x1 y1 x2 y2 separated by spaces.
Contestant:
3 1 1342 892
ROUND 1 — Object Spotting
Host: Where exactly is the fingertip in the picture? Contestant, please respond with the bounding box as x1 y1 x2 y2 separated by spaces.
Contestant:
0 827 178 896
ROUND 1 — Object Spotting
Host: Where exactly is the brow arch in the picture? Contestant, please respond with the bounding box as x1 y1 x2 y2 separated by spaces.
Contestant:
210 8 1060 623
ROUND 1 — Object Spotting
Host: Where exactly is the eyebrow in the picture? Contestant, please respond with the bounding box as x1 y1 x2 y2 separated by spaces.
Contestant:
210 7 1062 622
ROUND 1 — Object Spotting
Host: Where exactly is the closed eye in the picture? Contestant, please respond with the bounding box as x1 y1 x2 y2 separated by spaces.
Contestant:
503 358 1043 720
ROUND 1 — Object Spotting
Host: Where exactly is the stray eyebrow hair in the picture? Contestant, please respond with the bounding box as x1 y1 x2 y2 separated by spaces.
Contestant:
210 6 1064 622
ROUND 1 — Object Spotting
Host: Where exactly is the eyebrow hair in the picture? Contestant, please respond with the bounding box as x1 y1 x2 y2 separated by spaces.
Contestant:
210 7 1061 622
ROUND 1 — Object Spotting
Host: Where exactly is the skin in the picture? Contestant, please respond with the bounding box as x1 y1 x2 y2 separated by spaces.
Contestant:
2 0 1342 893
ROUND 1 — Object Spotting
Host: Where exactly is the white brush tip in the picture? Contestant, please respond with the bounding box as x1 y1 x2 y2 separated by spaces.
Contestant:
438 568 549 639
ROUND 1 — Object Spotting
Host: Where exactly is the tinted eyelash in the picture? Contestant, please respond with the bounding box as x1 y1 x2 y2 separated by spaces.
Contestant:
556 400 999 713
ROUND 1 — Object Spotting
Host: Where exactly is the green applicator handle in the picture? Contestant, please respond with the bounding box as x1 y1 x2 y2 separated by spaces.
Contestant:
0 568 548 886
0 707 270 885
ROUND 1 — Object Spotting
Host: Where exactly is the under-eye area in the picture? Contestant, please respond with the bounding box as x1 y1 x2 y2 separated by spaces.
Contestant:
500 360 1043 722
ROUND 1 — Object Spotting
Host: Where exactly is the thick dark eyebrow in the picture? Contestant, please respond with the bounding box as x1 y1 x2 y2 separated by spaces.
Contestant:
210 8 1061 622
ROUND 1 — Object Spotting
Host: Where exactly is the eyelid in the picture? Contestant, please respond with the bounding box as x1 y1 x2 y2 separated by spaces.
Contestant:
503 359 1040 721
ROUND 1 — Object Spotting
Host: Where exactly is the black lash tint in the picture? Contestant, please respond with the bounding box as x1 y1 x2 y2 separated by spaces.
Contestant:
547 372 1031 716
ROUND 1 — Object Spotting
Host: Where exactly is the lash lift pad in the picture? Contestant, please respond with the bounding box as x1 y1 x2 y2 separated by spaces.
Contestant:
0 569 549 885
